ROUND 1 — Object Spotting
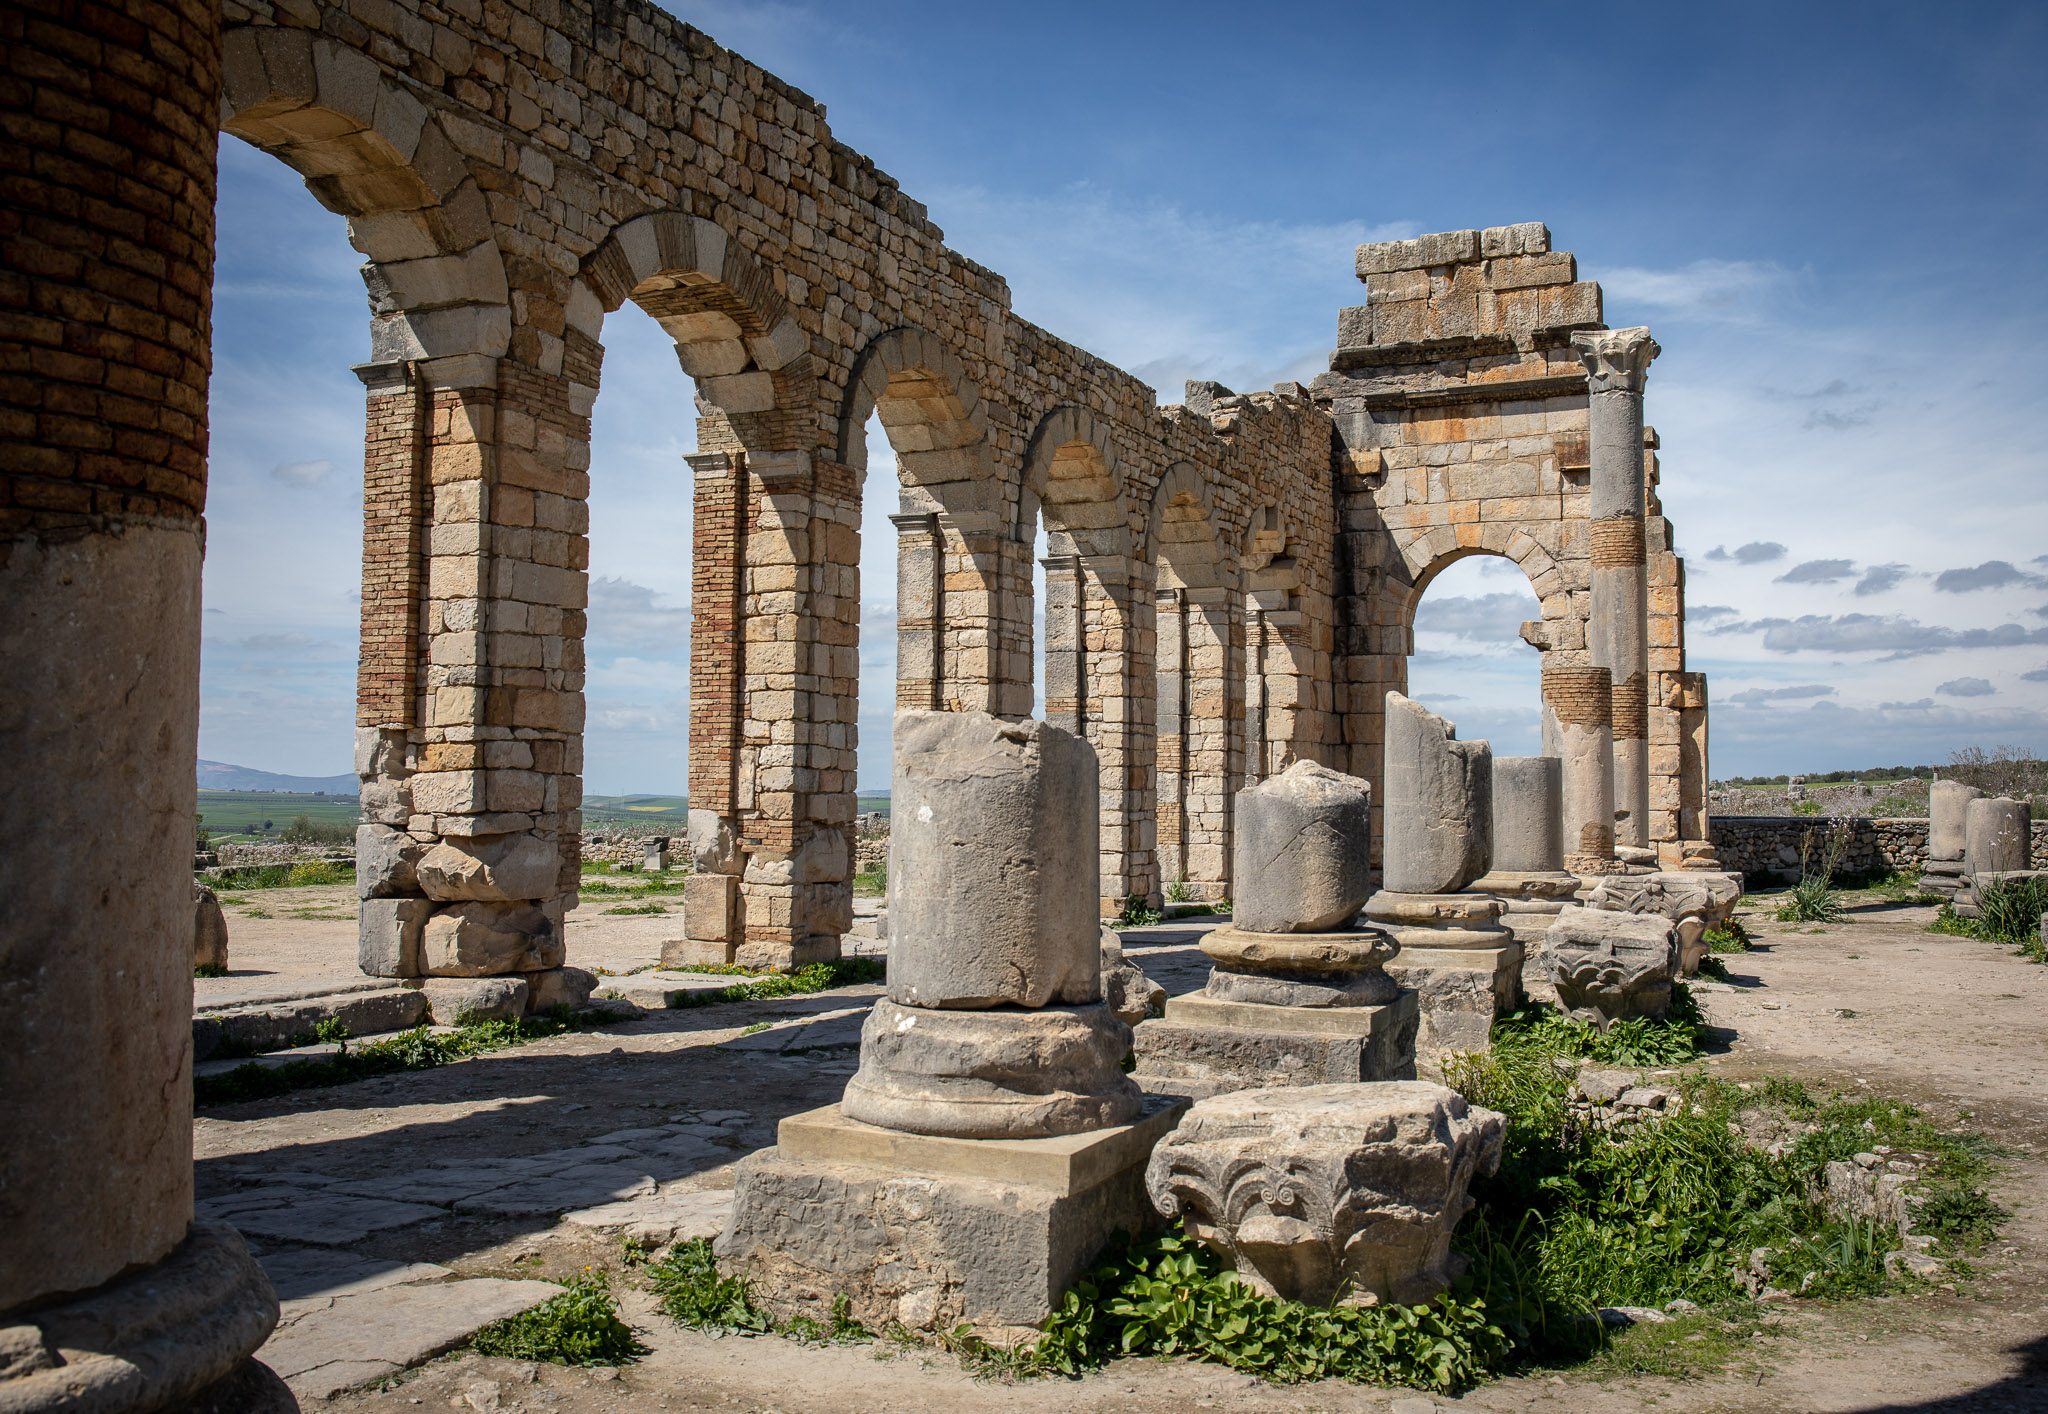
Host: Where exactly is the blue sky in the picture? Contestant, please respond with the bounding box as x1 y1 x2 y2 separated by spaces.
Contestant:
201 0 2048 791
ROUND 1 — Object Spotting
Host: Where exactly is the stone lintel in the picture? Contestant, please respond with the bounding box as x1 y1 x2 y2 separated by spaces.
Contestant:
1342 373 1593 411
776 1094 1187 1198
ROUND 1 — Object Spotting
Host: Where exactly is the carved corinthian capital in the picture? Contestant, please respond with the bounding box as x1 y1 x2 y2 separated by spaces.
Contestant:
1570 326 1661 394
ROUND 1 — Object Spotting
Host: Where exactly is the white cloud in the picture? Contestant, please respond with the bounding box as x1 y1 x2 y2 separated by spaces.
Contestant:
269 459 334 488
1599 259 1792 323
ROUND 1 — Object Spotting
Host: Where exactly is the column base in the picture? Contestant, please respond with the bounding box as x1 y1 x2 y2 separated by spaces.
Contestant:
1130 990 1419 1099
1381 945 1525 1069
1 1221 288 1413
717 1095 1186 1335
733 934 841 972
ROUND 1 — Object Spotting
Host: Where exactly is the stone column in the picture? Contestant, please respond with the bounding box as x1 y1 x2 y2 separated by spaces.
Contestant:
1180 587 1237 897
1471 756 1579 998
1155 588 1188 887
0 0 290 1404
1918 780 1982 902
1543 664 1618 872
892 512 943 710
1571 327 1660 851
677 451 748 964
1041 553 1084 735
1079 554 1145 912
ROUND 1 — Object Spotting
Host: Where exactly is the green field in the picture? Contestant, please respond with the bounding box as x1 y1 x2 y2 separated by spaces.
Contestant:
582 794 892 826
197 789 360 843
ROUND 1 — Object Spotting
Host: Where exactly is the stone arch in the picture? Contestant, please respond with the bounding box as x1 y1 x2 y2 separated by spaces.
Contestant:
220 27 510 363
1147 462 1229 590
1393 530 1567 648
575 211 814 453
837 326 997 515
1020 405 1127 556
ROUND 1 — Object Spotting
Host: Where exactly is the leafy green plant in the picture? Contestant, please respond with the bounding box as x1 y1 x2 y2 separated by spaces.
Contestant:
852 866 887 897
1031 1231 1504 1392
647 1239 772 1332
1775 828 1847 923
1704 919 1751 953
1926 904 1979 939
1790 800 1823 817
193 963 228 979
469 1275 643 1364
1163 877 1194 904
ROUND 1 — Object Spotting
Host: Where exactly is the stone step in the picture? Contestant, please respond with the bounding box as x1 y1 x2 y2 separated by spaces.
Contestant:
194 987 430 1063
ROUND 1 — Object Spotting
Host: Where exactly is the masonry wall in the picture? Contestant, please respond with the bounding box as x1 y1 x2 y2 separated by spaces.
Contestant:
1709 816 2048 880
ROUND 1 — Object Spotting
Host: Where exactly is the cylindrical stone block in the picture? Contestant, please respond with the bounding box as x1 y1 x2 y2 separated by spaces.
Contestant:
1491 757 1564 873
1930 780 1984 861
887 710 1101 1008
1381 694 1492 895
1965 797 2030 876
1232 760 1374 933
1543 666 1615 868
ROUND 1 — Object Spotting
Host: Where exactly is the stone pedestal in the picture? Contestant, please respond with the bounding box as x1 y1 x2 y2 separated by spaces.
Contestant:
1472 871 1581 997
1363 890 1520 1062
727 711 1153 1327
717 1096 1187 1334
1132 926 1419 1097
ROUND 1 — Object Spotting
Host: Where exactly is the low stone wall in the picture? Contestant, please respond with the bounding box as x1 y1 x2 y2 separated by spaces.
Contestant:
1709 816 2048 881
581 832 674 866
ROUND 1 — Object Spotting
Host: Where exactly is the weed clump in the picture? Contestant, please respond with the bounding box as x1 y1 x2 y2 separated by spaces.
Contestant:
647 1239 772 1332
469 1276 643 1365
665 958 884 1008
1925 878 2048 962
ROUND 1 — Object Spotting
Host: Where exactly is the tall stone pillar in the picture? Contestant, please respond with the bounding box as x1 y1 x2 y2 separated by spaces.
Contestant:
1571 327 1660 851
0 0 291 1405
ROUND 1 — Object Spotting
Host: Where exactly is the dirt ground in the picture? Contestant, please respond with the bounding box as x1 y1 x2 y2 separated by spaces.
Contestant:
195 894 2048 1413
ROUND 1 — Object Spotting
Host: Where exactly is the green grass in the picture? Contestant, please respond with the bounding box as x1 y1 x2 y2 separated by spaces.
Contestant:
469 1276 643 1364
209 860 353 890
604 900 670 915
852 867 886 897
1926 880 2048 961
193 1008 629 1107
1578 1306 1769 1381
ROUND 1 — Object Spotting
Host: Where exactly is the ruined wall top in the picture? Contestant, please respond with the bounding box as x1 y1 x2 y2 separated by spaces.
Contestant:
1336 223 1603 363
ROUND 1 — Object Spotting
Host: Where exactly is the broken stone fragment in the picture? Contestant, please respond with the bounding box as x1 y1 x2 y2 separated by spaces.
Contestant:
193 881 228 973
526 966 598 1014
420 901 560 976
1146 1081 1505 1306
1381 693 1492 895
415 832 563 903
356 823 425 899
1545 906 1677 1029
420 975 530 1024
1230 760 1374 933
1197 927 1399 1008
359 897 434 978
1101 928 1165 1026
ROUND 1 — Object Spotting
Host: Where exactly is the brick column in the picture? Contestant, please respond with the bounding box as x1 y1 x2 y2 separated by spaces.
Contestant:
676 450 746 961
1544 664 1617 872
1076 553 1143 910
1155 588 1188 888
0 0 290 1403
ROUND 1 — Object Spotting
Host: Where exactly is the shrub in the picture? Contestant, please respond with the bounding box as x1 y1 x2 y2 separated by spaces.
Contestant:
1775 828 1846 923
1976 875 2048 951
1704 919 1751 953
280 814 354 846
470 1276 643 1364
1163 877 1194 904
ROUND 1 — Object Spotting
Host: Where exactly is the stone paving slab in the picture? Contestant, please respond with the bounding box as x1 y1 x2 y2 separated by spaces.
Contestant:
200 1189 447 1246
257 1247 452 1322
717 1006 868 1053
561 1188 735 1244
196 977 395 1013
260 1276 562 1401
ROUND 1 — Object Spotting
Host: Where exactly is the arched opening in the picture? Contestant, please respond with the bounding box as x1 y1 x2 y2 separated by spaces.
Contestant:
1405 553 1545 757
198 134 372 870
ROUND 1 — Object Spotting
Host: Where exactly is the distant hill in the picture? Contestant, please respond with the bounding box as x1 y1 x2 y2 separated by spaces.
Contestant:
197 760 357 794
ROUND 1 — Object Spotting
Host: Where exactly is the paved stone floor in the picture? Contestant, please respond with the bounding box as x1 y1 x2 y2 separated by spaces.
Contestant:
192 896 2048 1411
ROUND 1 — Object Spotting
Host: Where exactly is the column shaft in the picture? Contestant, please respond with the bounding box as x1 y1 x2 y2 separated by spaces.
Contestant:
1572 328 1660 852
